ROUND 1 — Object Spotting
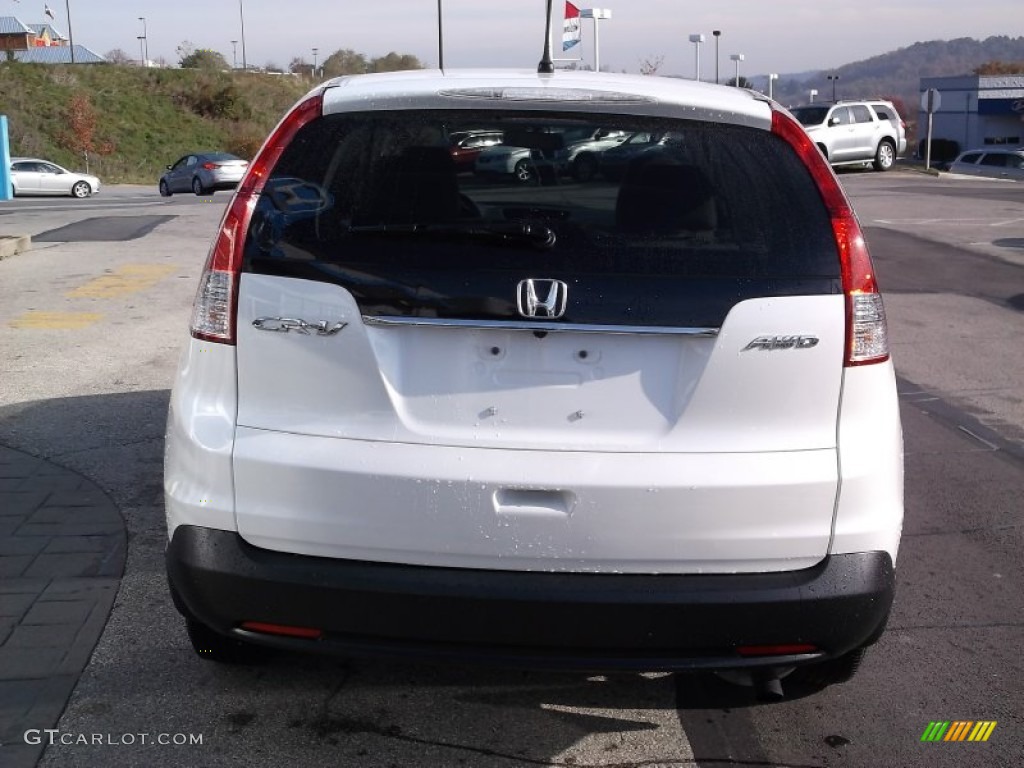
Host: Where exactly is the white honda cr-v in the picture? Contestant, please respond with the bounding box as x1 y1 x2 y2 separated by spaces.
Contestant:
164 66 903 697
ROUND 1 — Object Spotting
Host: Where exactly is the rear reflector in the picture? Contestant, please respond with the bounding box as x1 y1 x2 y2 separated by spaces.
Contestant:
239 621 323 640
190 89 325 344
771 108 890 367
736 643 818 657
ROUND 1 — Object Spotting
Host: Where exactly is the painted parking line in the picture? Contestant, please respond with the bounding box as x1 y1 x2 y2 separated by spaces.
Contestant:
66 264 176 299
9 311 104 330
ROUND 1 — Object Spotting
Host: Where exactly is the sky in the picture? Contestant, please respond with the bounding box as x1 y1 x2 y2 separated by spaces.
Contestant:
8 0 1021 77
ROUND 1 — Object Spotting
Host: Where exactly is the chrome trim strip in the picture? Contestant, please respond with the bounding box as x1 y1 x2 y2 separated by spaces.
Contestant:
362 316 719 337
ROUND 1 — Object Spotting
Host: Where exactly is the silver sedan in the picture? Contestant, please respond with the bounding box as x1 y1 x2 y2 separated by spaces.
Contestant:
9 157 101 198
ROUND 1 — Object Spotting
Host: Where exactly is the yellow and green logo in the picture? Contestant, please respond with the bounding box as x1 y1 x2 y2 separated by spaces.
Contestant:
921 721 997 742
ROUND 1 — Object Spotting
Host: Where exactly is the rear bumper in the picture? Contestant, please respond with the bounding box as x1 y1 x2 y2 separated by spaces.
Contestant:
167 525 895 671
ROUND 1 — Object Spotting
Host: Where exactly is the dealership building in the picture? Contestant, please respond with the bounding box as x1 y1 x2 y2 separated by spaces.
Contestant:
918 74 1024 154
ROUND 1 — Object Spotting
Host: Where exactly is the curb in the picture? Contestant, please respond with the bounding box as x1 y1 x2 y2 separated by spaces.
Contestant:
0 235 31 261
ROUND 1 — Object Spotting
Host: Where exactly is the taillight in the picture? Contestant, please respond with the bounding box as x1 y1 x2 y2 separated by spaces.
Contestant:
190 89 324 344
201 162 219 170
771 108 890 366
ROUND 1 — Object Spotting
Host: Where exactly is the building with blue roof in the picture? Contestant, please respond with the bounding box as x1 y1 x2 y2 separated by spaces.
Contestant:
1 15 103 63
14 45 106 64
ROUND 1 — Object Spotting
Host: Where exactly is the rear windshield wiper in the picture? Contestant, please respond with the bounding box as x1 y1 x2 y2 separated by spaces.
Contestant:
348 221 557 250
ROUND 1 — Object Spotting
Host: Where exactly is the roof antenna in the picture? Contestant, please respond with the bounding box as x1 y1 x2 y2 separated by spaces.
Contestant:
436 0 444 70
537 0 555 74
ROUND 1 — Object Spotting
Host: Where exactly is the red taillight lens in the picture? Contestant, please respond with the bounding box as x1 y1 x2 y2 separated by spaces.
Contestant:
190 89 324 344
201 162 219 170
771 109 889 367
239 621 323 640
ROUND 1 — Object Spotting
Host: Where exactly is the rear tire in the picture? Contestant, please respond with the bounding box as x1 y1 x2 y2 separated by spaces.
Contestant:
873 140 895 171
192 177 206 196
185 619 271 664
513 159 535 184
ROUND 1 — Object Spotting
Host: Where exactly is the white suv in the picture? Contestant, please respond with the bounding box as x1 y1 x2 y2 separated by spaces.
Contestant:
791 100 907 171
164 69 903 697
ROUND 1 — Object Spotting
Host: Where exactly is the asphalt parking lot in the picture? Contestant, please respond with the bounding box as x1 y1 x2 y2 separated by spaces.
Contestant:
0 171 1022 768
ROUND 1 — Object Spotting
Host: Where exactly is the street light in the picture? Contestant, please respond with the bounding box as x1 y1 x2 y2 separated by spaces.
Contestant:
238 0 247 70
230 40 238 69
688 33 705 82
312 47 318 78
580 8 611 73
809 88 818 102
767 72 778 100
712 30 720 84
827 73 840 101
137 36 145 68
729 53 744 87
137 17 147 67
64 0 76 63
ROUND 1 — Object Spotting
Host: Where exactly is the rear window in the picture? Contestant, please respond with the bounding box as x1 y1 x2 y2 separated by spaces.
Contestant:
790 107 830 127
243 110 840 328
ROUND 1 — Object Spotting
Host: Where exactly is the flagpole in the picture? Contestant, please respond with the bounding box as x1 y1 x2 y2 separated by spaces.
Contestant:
64 0 75 63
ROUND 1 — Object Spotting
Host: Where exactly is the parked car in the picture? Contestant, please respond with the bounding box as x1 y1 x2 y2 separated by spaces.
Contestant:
165 69 903 697
554 127 629 180
947 147 1024 181
9 157 100 198
598 131 686 180
790 99 906 171
159 152 249 196
475 126 626 183
447 131 503 172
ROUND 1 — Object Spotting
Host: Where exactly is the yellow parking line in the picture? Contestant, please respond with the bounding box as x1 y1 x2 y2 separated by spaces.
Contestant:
9 311 104 329
67 264 176 299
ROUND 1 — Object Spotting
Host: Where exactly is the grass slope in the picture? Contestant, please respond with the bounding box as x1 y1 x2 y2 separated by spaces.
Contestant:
1 62 311 184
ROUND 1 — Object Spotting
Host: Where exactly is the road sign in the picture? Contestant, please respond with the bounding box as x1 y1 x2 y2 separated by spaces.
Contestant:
921 88 942 114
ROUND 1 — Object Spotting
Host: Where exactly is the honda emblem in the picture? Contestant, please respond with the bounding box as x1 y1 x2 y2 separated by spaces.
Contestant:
517 279 568 319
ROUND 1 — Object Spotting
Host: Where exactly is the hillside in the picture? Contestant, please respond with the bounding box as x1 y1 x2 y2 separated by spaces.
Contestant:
0 63 311 184
755 35 1024 132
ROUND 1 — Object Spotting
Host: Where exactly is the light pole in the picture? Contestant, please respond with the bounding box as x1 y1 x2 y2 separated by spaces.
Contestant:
230 40 238 69
238 0 247 71
767 72 778 100
311 47 318 78
688 33 705 82
580 8 611 73
827 73 840 101
809 88 818 103
64 0 75 63
712 29 720 84
137 17 147 66
137 36 145 67
729 53 744 87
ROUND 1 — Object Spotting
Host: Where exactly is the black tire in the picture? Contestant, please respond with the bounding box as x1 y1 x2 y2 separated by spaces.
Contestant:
159 180 171 197
572 153 599 182
791 648 866 688
71 180 91 198
185 618 271 664
192 177 206 196
873 140 896 172
513 159 535 184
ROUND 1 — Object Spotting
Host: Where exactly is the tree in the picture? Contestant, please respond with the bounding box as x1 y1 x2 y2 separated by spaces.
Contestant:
320 48 369 78
368 52 425 73
289 56 313 77
639 55 664 76
58 93 115 172
974 60 1024 75
177 41 229 70
728 76 753 89
104 48 133 65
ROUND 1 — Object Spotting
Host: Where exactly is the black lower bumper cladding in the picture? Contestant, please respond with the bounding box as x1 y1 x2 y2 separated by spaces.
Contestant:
166 526 895 671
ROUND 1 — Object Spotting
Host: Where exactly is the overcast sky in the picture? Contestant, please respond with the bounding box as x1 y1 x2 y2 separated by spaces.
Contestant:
13 0 1021 76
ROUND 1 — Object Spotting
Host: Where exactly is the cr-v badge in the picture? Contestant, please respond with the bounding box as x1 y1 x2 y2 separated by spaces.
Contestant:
252 317 347 336
743 335 819 351
517 279 568 319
